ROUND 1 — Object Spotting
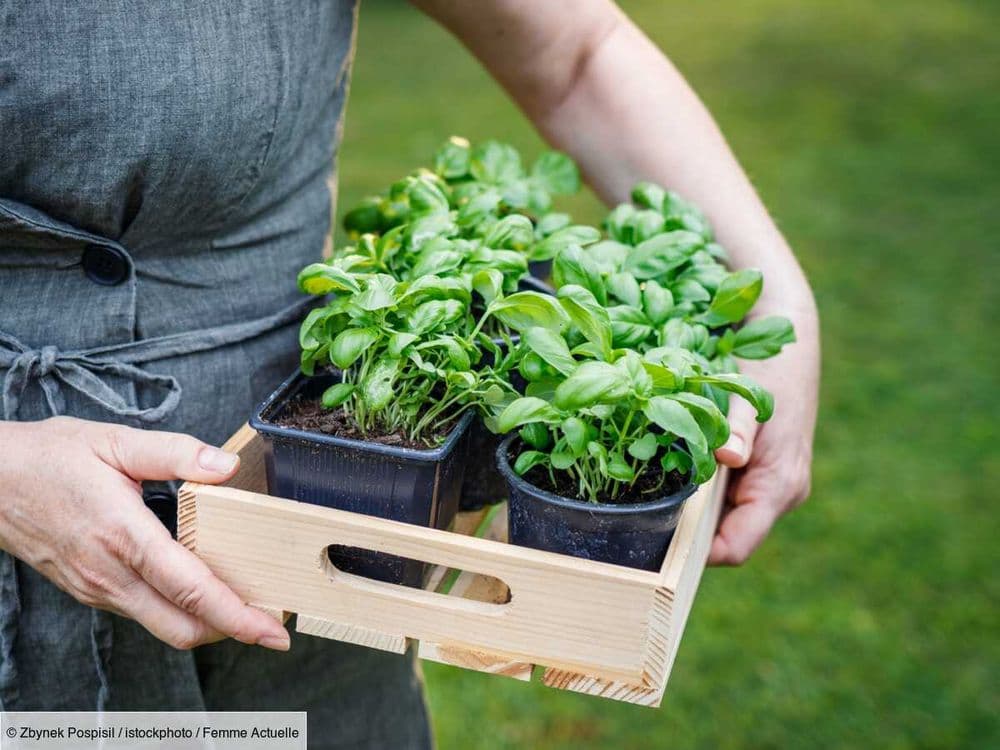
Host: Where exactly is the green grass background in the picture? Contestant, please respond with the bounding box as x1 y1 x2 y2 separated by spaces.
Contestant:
336 1 999 747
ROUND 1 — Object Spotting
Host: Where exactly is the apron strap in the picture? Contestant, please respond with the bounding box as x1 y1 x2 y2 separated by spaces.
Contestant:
0 296 314 423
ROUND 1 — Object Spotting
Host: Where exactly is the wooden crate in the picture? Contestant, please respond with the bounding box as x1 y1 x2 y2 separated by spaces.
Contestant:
178 425 726 707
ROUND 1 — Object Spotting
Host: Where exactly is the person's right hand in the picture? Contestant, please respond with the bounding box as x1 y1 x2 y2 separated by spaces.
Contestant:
0 416 290 651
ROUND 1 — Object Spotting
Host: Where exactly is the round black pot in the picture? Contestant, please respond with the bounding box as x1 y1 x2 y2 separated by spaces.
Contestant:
250 370 473 587
495 435 698 571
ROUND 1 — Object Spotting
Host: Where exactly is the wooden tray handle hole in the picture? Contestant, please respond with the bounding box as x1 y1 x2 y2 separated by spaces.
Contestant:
321 545 513 609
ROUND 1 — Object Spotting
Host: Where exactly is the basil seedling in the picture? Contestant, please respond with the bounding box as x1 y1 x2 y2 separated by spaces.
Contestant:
493 285 775 503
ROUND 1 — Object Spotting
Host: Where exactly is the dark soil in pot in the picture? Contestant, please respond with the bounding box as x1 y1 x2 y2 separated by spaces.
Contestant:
495 435 697 571
250 370 473 587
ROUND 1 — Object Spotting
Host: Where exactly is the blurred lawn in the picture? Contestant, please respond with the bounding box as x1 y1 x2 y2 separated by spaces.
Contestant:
337 1 999 747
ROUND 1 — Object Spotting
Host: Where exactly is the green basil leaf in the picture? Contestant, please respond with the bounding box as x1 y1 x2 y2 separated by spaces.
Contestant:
514 450 548 476
330 327 380 369
557 285 613 359
615 349 653 396
519 422 552 449
420 337 471 371
401 275 471 304
627 432 659 461
561 416 589 457
550 451 575 470
688 373 774 421
524 327 576 377
342 196 384 236
488 291 567 333
732 316 796 359
642 361 683 391
553 361 631 411
470 140 523 184
524 377 561 401
467 246 529 278
434 136 471 179
321 382 355 409
456 188 502 229
607 451 635 481
607 305 655 349
660 318 698 349
518 351 553 382
409 243 464 279
299 307 329 351
497 397 564 433
361 357 400 410
297 262 361 295
643 396 715 482
698 269 763 327
642 279 674 326
353 275 398 312
664 391 730 449
472 269 505 306
408 299 465 334
405 174 450 216
631 181 667 210
387 331 419 357
551 244 606 303
530 151 580 195
661 450 693 477
532 225 602 263
535 212 571 237
624 231 703 280
586 240 630 275
482 214 534 251
587 441 609 476
605 204 636 244
607 272 642 308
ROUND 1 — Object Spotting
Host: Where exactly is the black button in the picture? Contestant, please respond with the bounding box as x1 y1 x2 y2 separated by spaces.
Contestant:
82 243 129 286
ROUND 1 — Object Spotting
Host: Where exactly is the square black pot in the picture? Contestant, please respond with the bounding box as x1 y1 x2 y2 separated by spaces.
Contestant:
250 370 474 587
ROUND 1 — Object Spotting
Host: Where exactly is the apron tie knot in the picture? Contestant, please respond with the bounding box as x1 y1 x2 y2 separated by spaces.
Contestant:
0 332 181 423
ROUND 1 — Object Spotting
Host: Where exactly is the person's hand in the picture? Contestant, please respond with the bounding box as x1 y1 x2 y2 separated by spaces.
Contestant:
0 416 290 651
711 305 820 565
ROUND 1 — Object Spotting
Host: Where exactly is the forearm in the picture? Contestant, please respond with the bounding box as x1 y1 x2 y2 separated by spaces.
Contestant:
413 0 816 324
539 18 813 319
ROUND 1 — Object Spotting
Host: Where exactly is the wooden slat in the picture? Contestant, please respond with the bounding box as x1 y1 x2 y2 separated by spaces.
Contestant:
296 615 409 654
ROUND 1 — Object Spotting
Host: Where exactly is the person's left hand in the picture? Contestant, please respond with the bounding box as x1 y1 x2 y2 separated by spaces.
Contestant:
710 306 820 565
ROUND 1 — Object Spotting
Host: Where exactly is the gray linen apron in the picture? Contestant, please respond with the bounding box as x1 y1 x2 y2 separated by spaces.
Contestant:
0 2 432 746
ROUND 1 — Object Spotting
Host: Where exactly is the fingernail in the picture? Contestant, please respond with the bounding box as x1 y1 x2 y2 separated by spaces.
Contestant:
198 447 238 474
258 632 290 651
726 435 746 460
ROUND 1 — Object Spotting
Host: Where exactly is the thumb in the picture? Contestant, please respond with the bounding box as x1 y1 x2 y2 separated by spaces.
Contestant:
94 424 239 483
715 396 760 469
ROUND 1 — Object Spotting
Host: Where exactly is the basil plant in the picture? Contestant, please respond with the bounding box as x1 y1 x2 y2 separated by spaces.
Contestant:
495 284 775 503
341 137 600 277
551 181 796 412
297 252 564 445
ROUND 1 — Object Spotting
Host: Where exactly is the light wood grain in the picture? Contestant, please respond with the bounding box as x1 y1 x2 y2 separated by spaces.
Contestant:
296 615 409 654
178 426 724 705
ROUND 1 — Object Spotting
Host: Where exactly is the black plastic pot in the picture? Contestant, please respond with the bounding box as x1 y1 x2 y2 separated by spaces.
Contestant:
250 370 474 587
459 419 509 511
496 435 698 571
528 259 553 284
